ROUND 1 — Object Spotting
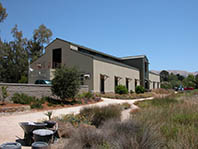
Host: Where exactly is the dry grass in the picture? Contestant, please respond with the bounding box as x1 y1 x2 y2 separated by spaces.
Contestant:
60 119 165 149
132 91 198 148
152 88 174 94
80 104 122 127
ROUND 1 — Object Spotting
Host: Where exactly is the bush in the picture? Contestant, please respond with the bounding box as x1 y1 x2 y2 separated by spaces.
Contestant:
11 93 34 104
51 66 81 100
80 105 122 127
77 92 93 99
67 124 106 148
161 82 172 89
115 85 128 94
135 85 145 94
11 93 44 109
1 86 8 104
64 119 164 149
60 114 91 127
30 101 43 109
18 75 28 83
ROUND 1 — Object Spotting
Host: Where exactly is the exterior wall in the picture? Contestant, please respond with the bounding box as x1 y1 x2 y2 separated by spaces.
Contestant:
29 39 94 91
149 73 161 90
93 59 140 93
121 58 149 88
0 83 88 99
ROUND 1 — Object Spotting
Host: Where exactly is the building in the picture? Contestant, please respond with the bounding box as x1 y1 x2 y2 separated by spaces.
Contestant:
29 38 160 93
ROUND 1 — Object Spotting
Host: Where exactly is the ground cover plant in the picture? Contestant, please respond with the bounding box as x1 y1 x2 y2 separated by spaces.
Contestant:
9 92 101 110
53 104 165 149
132 90 198 148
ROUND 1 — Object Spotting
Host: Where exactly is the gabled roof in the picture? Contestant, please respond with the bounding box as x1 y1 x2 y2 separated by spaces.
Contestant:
54 38 121 62
122 54 148 60
121 55 147 60
45 38 143 71
149 71 160 76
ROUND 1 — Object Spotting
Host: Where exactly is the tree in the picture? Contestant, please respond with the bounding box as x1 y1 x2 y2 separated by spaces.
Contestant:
0 2 7 23
160 70 169 82
0 25 28 83
51 66 81 100
27 24 52 62
182 74 195 88
176 74 185 81
194 74 198 89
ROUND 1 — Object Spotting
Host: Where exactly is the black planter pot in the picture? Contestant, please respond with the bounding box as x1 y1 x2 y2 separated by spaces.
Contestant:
44 121 56 128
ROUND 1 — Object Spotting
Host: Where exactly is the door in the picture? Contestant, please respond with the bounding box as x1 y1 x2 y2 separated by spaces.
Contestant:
100 75 105 93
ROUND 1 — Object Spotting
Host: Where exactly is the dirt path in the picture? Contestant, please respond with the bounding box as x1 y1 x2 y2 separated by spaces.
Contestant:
0 97 153 146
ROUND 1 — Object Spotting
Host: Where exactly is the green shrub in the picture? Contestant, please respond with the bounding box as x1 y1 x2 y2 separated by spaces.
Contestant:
77 92 94 99
80 105 122 127
115 85 128 94
161 82 172 89
1 86 8 104
135 85 145 94
51 66 81 100
60 114 90 127
18 75 28 83
130 90 134 94
11 93 34 104
30 101 43 109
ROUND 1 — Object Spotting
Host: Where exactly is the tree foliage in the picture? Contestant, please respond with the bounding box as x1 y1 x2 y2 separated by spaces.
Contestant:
0 25 28 83
0 2 7 23
27 24 52 62
51 66 81 100
160 70 169 82
160 70 197 89
0 23 52 83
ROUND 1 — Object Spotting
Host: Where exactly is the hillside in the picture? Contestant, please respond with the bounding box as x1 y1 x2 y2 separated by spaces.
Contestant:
151 70 198 77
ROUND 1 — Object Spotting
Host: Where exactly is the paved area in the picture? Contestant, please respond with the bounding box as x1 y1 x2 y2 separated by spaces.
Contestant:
0 97 153 147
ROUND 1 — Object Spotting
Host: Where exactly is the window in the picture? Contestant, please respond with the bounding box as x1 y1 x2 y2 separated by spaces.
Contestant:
80 74 84 85
52 48 62 68
100 75 105 93
115 77 119 88
135 79 138 88
157 82 160 88
126 78 129 90
153 82 156 89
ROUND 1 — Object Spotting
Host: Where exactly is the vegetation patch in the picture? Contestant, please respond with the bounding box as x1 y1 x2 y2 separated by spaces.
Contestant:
80 104 122 127
131 90 198 148
115 85 128 94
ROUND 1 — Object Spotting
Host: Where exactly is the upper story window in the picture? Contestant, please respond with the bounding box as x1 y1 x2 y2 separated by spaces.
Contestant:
52 48 62 69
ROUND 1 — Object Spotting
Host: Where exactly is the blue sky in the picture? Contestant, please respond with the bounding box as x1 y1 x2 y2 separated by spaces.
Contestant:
0 0 198 72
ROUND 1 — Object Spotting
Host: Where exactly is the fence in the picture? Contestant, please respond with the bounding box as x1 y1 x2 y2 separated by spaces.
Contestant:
0 83 88 99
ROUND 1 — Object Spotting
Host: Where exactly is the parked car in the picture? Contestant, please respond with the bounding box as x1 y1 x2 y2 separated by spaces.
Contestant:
175 85 184 91
35 80 52 85
184 87 194 91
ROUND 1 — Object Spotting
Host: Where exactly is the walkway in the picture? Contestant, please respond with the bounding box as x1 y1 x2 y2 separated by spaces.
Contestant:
0 97 153 144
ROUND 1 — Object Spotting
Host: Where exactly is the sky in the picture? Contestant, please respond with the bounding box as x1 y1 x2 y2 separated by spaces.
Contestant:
0 0 198 72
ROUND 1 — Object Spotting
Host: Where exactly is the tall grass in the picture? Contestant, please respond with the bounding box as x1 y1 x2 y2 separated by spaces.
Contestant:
80 104 122 127
65 119 165 149
132 91 198 148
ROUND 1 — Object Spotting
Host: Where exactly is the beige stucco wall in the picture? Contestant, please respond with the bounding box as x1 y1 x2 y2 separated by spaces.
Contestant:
29 39 94 91
93 59 140 93
149 73 160 89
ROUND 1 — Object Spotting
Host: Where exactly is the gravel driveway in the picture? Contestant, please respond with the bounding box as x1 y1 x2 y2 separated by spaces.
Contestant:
0 97 153 145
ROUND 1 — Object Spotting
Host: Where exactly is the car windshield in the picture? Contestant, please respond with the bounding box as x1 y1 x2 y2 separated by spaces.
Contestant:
44 80 51 84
